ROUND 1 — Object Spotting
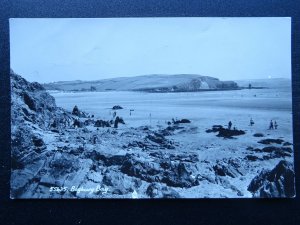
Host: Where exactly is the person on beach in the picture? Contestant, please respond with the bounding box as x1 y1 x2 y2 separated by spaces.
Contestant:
130 109 134 116
274 121 278 129
228 121 232 130
269 120 274 130
250 118 254 126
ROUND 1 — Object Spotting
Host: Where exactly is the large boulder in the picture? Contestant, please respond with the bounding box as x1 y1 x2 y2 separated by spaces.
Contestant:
71 105 88 118
94 119 111 128
72 105 80 116
213 159 245 178
248 160 295 198
217 128 245 138
120 157 198 188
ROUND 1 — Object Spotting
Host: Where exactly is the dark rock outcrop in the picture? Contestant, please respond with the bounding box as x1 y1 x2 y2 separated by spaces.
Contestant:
32 135 45 148
126 129 177 150
206 125 245 138
112 105 123 110
160 125 184 136
73 119 83 128
206 125 223 133
249 146 292 159
94 119 111 128
217 129 245 138
114 116 125 128
244 155 261 161
248 160 295 198
253 133 264 137
283 142 292 146
146 132 175 149
258 139 284 145
213 159 245 178
173 119 191 124
72 105 80 116
10 71 80 198
71 105 89 118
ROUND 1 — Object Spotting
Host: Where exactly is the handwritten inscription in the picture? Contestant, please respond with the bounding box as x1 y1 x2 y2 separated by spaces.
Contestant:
49 185 109 195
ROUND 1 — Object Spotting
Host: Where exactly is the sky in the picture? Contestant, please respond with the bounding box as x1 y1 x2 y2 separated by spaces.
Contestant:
10 17 291 83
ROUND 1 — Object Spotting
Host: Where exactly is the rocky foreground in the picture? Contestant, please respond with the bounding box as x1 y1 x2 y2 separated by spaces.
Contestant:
11 71 295 198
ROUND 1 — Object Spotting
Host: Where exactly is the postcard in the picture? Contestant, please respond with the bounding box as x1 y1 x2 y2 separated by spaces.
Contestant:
10 17 295 198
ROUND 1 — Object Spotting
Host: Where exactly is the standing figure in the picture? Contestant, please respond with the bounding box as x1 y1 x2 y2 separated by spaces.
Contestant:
113 111 116 118
269 120 274 130
130 109 134 116
228 121 232 130
250 118 254 126
274 121 278 129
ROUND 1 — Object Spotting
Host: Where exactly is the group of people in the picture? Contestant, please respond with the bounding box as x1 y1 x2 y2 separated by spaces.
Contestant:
269 120 278 130
227 118 279 130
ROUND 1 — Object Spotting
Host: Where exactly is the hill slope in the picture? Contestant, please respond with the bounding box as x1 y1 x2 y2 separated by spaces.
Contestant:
43 74 238 92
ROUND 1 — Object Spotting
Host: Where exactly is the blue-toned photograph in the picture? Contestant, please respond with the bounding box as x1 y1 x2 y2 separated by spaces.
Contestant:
10 17 295 198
